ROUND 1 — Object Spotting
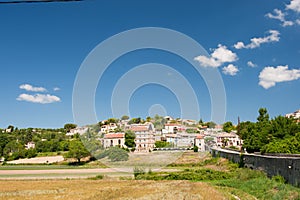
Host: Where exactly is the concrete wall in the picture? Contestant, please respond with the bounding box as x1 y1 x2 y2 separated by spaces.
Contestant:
211 148 300 187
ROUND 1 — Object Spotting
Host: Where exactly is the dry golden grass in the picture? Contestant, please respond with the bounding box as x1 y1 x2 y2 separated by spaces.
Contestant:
0 179 230 200
172 152 209 165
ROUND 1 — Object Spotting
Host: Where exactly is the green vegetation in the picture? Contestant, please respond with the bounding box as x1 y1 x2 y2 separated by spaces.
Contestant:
136 154 300 199
96 147 129 162
63 123 77 132
64 140 90 163
154 141 170 148
223 121 235 133
238 108 300 153
0 126 70 161
124 130 136 148
88 174 104 180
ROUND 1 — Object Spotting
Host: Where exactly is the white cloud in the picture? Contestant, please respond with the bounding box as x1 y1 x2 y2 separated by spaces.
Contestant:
266 9 294 27
247 61 257 68
53 87 60 91
19 84 46 92
259 65 300 89
17 93 61 104
234 30 280 49
194 44 238 67
286 0 300 13
296 19 300 25
222 64 239 76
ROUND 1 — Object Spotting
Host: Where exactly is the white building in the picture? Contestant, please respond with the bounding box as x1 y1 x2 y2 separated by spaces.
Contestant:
103 133 126 148
214 132 243 148
100 123 118 133
286 109 300 119
163 124 185 134
25 142 35 149
194 135 205 151
67 127 88 136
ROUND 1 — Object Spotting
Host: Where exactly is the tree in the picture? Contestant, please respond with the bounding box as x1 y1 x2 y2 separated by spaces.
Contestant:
64 140 90 163
107 118 118 124
64 123 77 132
121 115 130 120
125 130 136 148
155 141 170 148
223 121 234 133
107 147 129 162
128 117 141 124
146 116 152 122
205 121 216 128
257 108 269 123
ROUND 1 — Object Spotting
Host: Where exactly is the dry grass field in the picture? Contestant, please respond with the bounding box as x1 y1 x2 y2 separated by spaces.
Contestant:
0 179 229 200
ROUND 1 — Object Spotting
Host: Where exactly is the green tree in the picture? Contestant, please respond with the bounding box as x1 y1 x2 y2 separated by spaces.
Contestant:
121 115 130 120
206 121 216 128
155 141 170 148
0 134 8 157
107 118 118 124
257 108 269 123
223 121 234 133
64 140 90 163
107 147 129 162
146 116 152 122
125 130 136 148
64 123 77 132
128 117 141 124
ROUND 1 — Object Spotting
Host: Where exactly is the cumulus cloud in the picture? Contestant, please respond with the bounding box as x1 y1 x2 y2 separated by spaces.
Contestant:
234 30 280 49
19 84 47 92
53 87 60 91
296 19 300 25
222 64 239 76
266 9 294 27
17 93 61 104
247 61 257 68
259 65 300 89
286 0 300 13
194 44 238 67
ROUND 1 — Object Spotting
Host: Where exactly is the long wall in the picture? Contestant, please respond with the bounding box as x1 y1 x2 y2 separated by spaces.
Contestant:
210 148 300 187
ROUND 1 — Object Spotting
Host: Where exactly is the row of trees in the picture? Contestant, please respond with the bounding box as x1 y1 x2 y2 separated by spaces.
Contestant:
238 108 300 154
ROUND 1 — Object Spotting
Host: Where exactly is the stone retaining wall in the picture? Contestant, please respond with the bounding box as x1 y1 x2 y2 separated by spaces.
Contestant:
211 148 300 187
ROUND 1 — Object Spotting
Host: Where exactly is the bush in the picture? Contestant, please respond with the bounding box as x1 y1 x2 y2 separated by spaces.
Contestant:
96 147 129 162
193 146 198 152
272 175 285 183
133 166 145 179
88 174 104 180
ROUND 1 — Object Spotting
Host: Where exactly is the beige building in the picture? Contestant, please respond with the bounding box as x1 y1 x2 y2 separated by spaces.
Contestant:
103 133 126 148
130 124 155 152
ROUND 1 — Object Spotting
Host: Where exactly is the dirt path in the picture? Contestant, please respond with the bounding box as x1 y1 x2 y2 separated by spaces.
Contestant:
6 156 64 164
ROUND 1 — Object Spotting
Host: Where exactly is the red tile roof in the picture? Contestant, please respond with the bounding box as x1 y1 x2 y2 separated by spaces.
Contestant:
130 126 149 132
195 134 204 139
104 133 124 139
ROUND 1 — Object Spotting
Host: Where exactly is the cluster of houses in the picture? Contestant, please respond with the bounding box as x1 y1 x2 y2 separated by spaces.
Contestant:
67 116 244 153
285 109 300 122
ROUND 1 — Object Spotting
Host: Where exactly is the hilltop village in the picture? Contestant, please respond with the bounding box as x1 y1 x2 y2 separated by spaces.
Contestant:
68 115 243 153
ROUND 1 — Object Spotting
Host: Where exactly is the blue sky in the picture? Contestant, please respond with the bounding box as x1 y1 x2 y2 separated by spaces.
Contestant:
0 0 300 128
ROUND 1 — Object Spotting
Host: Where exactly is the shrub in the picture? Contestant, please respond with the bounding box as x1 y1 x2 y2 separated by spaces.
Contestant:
193 146 198 152
133 166 145 179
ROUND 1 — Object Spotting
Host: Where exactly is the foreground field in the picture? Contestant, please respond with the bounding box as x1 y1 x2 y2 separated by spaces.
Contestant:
0 152 299 199
0 179 228 200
